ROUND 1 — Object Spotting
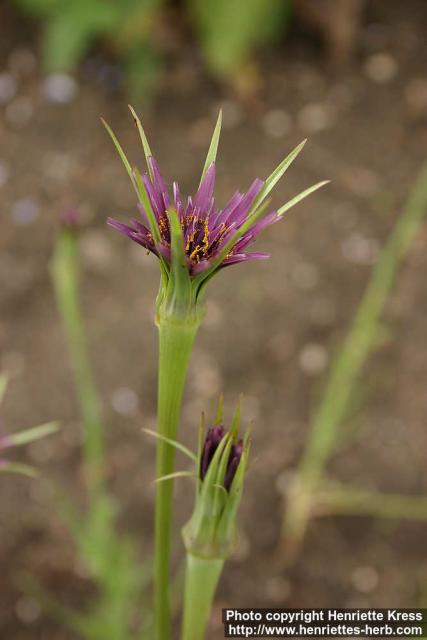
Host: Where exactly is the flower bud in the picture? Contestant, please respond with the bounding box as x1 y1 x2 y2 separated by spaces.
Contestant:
183 409 249 560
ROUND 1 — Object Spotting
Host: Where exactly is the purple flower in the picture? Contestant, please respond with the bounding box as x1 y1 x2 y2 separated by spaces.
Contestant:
200 424 243 491
108 157 280 276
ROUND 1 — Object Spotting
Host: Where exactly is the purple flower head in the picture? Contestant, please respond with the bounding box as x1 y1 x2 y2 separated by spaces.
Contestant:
104 108 327 284
108 158 279 276
200 424 243 491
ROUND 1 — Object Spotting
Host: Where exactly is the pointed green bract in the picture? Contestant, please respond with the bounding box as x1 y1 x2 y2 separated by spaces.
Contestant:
278 180 330 216
165 208 193 315
128 104 154 181
215 394 224 423
252 138 307 212
0 462 38 477
143 428 197 462
230 399 241 439
200 110 222 187
101 118 138 196
133 169 161 243
156 471 197 483
4 421 59 449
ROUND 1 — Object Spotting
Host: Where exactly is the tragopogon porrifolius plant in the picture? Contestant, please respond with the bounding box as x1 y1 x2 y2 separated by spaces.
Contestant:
103 107 327 639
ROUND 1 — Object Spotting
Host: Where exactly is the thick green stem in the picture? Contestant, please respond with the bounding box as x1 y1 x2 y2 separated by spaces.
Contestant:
181 554 224 640
155 316 199 640
51 232 104 499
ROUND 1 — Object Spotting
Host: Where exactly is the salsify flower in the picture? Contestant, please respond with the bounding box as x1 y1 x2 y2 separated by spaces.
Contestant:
182 402 249 560
103 107 328 320
108 157 281 275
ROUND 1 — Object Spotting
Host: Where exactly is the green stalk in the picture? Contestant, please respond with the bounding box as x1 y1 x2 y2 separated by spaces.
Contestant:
155 316 199 640
181 554 223 640
51 231 104 499
282 158 427 547
314 484 427 521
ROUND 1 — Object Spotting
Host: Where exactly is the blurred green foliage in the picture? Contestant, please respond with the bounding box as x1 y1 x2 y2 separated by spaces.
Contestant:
12 0 293 95
188 0 292 77
14 0 162 95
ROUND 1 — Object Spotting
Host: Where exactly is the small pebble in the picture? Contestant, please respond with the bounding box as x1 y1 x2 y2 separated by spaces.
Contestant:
351 566 379 594
341 233 379 265
364 53 398 84
298 343 328 375
15 596 41 624
111 387 139 416
11 198 40 225
0 73 17 104
262 109 292 138
0 159 10 187
42 73 78 104
5 97 33 128
298 103 334 133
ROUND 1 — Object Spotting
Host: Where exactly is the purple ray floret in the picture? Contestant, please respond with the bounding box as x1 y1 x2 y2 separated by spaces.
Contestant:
108 157 280 275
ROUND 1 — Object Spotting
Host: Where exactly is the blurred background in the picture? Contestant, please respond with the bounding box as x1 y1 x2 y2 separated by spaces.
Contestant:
1 0 427 638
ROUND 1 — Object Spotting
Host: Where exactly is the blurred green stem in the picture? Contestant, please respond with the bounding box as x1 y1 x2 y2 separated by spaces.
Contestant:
51 230 104 499
181 554 223 640
314 483 427 521
283 158 427 545
155 316 198 640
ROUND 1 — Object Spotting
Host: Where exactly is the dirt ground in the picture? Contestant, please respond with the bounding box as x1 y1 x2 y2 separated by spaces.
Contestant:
1 1 427 638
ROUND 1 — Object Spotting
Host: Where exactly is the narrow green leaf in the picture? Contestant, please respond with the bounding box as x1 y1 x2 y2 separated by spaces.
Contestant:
4 422 59 449
101 118 137 195
200 110 222 186
252 139 307 212
133 169 160 243
128 104 154 180
278 180 330 216
156 471 197 483
0 462 38 477
143 428 197 462
0 374 8 404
